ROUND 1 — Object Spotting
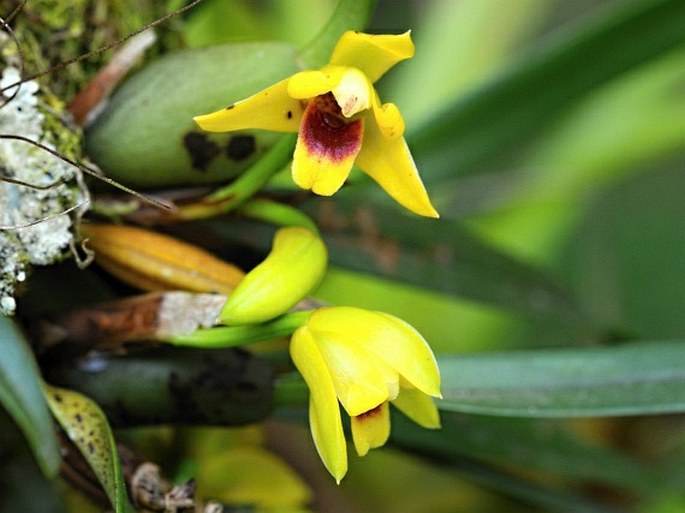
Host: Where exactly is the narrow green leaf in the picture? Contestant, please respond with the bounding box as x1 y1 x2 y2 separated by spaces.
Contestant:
439 340 685 417
393 412 663 493
272 386 645 510
389 0 552 126
272 377 662 493
44 385 134 513
0 315 60 477
392 416 635 513
308 199 584 323
411 0 685 182
199 201 586 327
569 162 685 339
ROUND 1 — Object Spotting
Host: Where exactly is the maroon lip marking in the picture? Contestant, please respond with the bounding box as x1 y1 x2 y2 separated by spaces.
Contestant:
300 93 363 163
356 404 384 421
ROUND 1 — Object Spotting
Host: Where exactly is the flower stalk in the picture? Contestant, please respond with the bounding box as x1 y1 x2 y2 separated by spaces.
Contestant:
173 134 297 221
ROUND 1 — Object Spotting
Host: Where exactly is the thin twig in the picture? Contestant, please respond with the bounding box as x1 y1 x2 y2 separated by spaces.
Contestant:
0 0 206 93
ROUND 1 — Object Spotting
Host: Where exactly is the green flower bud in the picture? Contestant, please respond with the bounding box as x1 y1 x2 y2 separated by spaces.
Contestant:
219 227 327 325
85 42 298 188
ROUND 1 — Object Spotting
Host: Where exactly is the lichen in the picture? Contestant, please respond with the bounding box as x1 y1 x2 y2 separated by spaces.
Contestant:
0 62 87 315
0 1 192 315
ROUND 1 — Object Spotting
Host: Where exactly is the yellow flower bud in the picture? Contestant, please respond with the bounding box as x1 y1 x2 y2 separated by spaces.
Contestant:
218 227 327 325
82 224 245 294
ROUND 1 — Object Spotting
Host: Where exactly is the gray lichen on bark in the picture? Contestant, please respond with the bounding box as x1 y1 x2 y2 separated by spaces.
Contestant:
0 0 188 315
1 35 89 315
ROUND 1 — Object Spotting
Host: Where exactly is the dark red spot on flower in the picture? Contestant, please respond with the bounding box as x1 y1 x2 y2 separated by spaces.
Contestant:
356 404 384 421
300 93 363 163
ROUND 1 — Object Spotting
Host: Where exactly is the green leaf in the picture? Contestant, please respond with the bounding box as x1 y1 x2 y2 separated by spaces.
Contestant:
0 315 60 477
411 0 685 182
272 389 648 511
44 385 134 513
308 199 584 323
392 412 663 494
392 418 645 513
439 340 685 417
568 162 685 339
389 0 552 126
273 378 663 493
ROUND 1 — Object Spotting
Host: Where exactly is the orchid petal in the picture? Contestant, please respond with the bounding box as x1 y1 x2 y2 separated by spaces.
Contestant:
314 329 399 416
330 31 415 84
392 388 441 429
355 114 439 218
351 402 390 457
290 326 348 483
370 90 405 139
194 78 302 133
308 308 441 398
289 66 373 119
292 98 363 195
373 312 442 397
287 68 339 99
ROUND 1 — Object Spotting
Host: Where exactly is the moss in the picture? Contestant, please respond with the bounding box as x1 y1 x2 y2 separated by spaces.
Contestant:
0 0 188 99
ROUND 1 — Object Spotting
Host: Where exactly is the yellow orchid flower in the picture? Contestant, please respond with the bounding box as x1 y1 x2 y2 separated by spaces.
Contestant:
289 307 441 483
194 31 438 218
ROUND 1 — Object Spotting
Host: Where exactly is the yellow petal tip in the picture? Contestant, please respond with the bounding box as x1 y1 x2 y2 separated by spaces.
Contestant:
329 462 348 484
408 202 440 219
192 108 233 132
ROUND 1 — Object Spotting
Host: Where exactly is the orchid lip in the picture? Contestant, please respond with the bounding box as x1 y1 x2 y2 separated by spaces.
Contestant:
300 93 364 164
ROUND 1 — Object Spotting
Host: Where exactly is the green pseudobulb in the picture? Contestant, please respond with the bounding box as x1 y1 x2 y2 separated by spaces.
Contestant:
85 42 298 188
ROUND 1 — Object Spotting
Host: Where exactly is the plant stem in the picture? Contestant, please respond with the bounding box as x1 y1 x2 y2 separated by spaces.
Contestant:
298 0 377 69
167 309 314 348
237 198 320 233
175 133 297 220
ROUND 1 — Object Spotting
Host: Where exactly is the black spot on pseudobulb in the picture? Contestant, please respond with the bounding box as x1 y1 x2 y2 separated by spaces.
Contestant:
183 132 220 171
226 135 256 161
